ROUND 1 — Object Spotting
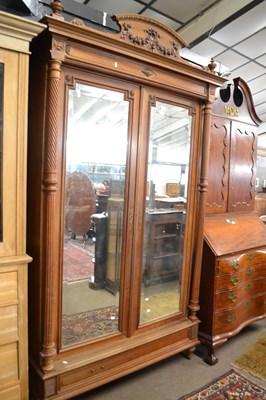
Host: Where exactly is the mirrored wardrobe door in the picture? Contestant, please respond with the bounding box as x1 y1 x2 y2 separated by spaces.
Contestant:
61 76 139 347
133 88 194 326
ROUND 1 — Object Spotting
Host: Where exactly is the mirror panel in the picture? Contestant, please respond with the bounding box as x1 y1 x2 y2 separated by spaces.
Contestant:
140 100 191 324
62 82 129 347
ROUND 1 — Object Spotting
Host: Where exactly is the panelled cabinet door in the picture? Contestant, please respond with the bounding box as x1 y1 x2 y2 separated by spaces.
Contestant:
228 120 257 212
206 116 230 214
207 78 261 215
206 118 257 214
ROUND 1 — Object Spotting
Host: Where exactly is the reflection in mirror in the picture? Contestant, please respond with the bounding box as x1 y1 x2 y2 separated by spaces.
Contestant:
140 100 191 324
256 133 266 195
255 136 266 218
0 64 3 242
62 83 129 347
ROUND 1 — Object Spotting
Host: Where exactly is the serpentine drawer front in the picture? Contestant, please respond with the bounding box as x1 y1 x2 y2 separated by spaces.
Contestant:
199 213 266 366
216 264 266 290
215 277 266 309
213 294 266 335
218 251 266 272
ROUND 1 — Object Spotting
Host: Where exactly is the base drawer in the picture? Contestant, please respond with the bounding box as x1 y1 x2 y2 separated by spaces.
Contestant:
213 293 266 335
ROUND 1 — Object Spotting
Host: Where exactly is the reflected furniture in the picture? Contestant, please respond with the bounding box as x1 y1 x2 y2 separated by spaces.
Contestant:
26 2 224 398
144 210 184 287
155 197 185 210
105 196 124 294
198 78 266 364
65 171 96 238
255 192 266 217
89 213 107 290
0 12 44 399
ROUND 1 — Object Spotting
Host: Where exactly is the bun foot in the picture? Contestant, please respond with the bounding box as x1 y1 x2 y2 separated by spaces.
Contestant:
185 346 196 359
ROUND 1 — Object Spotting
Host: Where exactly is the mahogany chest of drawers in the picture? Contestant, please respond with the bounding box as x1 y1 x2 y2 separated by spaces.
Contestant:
198 213 266 365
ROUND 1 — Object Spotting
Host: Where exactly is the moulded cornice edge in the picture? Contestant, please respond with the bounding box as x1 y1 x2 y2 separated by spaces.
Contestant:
0 11 46 53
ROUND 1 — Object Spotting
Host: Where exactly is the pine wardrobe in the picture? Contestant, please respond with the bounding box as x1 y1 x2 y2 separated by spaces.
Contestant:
27 3 224 398
0 12 44 399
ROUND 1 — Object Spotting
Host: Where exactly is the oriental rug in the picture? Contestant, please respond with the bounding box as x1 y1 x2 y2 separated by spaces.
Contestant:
62 305 119 346
63 242 94 283
232 333 266 381
178 370 266 400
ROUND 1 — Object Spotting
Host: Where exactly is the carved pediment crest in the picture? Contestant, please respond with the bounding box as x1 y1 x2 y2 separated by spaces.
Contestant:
114 14 188 60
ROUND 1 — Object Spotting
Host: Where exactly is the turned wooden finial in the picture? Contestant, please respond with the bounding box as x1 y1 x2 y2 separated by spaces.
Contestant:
208 57 217 74
50 0 64 19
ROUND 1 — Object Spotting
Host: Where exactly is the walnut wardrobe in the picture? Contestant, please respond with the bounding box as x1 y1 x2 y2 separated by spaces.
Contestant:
27 3 224 398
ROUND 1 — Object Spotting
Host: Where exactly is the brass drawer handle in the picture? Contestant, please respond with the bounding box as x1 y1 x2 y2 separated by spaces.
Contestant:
246 267 254 276
230 259 239 270
230 276 239 285
245 282 253 291
228 292 238 302
226 314 237 324
247 253 254 261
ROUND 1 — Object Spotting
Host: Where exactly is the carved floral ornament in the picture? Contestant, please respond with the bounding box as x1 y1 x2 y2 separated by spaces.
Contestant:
51 38 66 60
120 22 182 58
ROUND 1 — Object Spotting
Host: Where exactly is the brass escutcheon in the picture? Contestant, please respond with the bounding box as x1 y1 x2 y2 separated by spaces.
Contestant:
244 301 251 308
245 282 253 291
226 314 237 324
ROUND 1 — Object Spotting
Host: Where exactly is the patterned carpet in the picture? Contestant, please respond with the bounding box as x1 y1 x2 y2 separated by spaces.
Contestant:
62 306 118 346
63 242 95 283
178 370 266 400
